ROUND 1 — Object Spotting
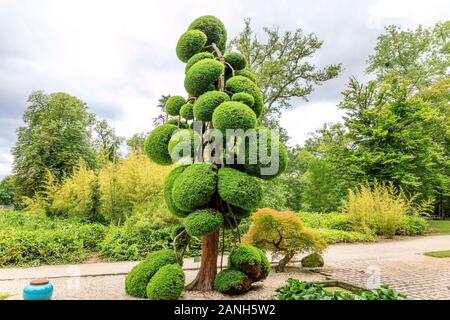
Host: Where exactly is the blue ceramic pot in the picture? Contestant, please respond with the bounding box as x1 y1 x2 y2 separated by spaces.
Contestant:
23 279 54 300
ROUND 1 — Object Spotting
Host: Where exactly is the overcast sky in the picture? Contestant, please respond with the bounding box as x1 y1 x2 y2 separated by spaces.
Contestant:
0 0 449 179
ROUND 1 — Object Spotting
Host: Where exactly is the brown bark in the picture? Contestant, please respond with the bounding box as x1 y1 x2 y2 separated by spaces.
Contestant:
275 251 295 272
185 230 219 291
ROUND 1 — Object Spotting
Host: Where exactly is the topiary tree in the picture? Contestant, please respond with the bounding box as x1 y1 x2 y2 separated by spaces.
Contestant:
142 15 288 292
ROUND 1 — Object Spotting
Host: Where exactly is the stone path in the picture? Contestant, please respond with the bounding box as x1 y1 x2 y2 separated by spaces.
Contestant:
1 235 449 300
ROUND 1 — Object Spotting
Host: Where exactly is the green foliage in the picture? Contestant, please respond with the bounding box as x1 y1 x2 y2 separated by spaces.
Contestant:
185 209 223 237
185 52 215 73
241 127 288 180
165 118 189 128
225 76 264 117
165 96 186 116
231 92 254 107
144 124 178 165
218 168 262 211
176 30 207 63
315 228 376 244
125 249 177 298
224 52 247 71
163 166 189 217
168 129 197 162
255 247 271 278
212 101 257 133
214 269 251 294
184 59 224 97
0 176 16 206
193 91 230 121
396 215 428 236
172 163 217 211
301 252 324 268
146 264 185 300
12 91 97 198
229 243 261 268
274 279 407 300
179 102 194 120
235 69 256 83
188 15 227 53
93 119 124 164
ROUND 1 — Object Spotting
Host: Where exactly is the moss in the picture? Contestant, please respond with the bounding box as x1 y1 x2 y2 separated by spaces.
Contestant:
125 249 177 298
254 247 270 280
213 268 251 294
164 166 190 217
193 91 230 121
229 243 261 268
225 76 264 117
146 264 185 300
185 209 224 237
301 252 324 268
184 59 225 97
218 167 262 211
172 163 217 211
225 52 247 71
144 124 178 165
179 103 194 120
188 15 227 53
165 96 186 116
212 101 257 133
185 52 215 73
240 127 289 180
235 69 257 83
231 92 254 107
176 30 207 63
166 118 189 128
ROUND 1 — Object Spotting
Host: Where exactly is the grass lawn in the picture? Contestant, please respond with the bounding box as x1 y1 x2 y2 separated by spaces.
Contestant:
426 220 450 234
423 250 450 258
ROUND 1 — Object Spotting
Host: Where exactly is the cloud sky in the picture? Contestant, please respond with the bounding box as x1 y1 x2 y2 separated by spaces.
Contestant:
0 0 449 178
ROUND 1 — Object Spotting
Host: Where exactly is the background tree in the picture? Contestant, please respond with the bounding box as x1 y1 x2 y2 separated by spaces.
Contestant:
126 132 147 154
93 119 124 164
12 91 96 198
0 176 16 206
230 18 342 135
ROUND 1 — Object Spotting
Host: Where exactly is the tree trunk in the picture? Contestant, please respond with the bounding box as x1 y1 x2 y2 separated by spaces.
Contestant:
275 251 295 272
185 230 219 291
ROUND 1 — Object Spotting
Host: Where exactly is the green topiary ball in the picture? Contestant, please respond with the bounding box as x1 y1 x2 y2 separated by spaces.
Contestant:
229 243 268 281
166 118 189 128
225 76 264 117
172 163 217 212
185 209 224 237
212 101 257 133
231 92 254 107
165 96 186 116
224 52 247 71
301 252 324 268
179 102 194 120
125 249 177 298
214 268 252 294
241 127 288 180
254 247 271 281
164 166 190 217
168 129 198 164
185 52 215 73
188 15 227 53
184 59 225 97
176 30 208 63
193 91 230 121
146 264 185 300
144 124 178 165
218 167 262 211
235 69 257 83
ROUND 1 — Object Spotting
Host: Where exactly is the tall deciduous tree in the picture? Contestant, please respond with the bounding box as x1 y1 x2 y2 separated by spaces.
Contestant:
12 91 96 198
93 119 124 164
230 18 342 134
0 176 16 206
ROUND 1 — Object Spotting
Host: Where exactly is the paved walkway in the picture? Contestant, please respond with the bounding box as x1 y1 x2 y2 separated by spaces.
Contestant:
1 235 449 299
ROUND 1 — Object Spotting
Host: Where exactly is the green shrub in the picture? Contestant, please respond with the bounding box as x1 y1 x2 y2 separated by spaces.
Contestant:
235 69 257 83
396 215 427 235
184 59 225 97
144 124 179 165
218 168 262 211
241 127 288 180
185 209 223 237
212 101 257 133
193 91 230 121
301 252 324 268
225 76 264 117
168 129 197 163
316 228 376 244
213 268 251 294
165 96 186 116
176 30 207 62
179 103 194 120
188 15 227 53
146 263 185 300
172 163 217 211
165 118 189 128
255 247 271 280
125 249 177 298
185 52 215 73
231 92 254 107
298 212 353 231
229 243 261 268
163 166 189 217
224 52 247 71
